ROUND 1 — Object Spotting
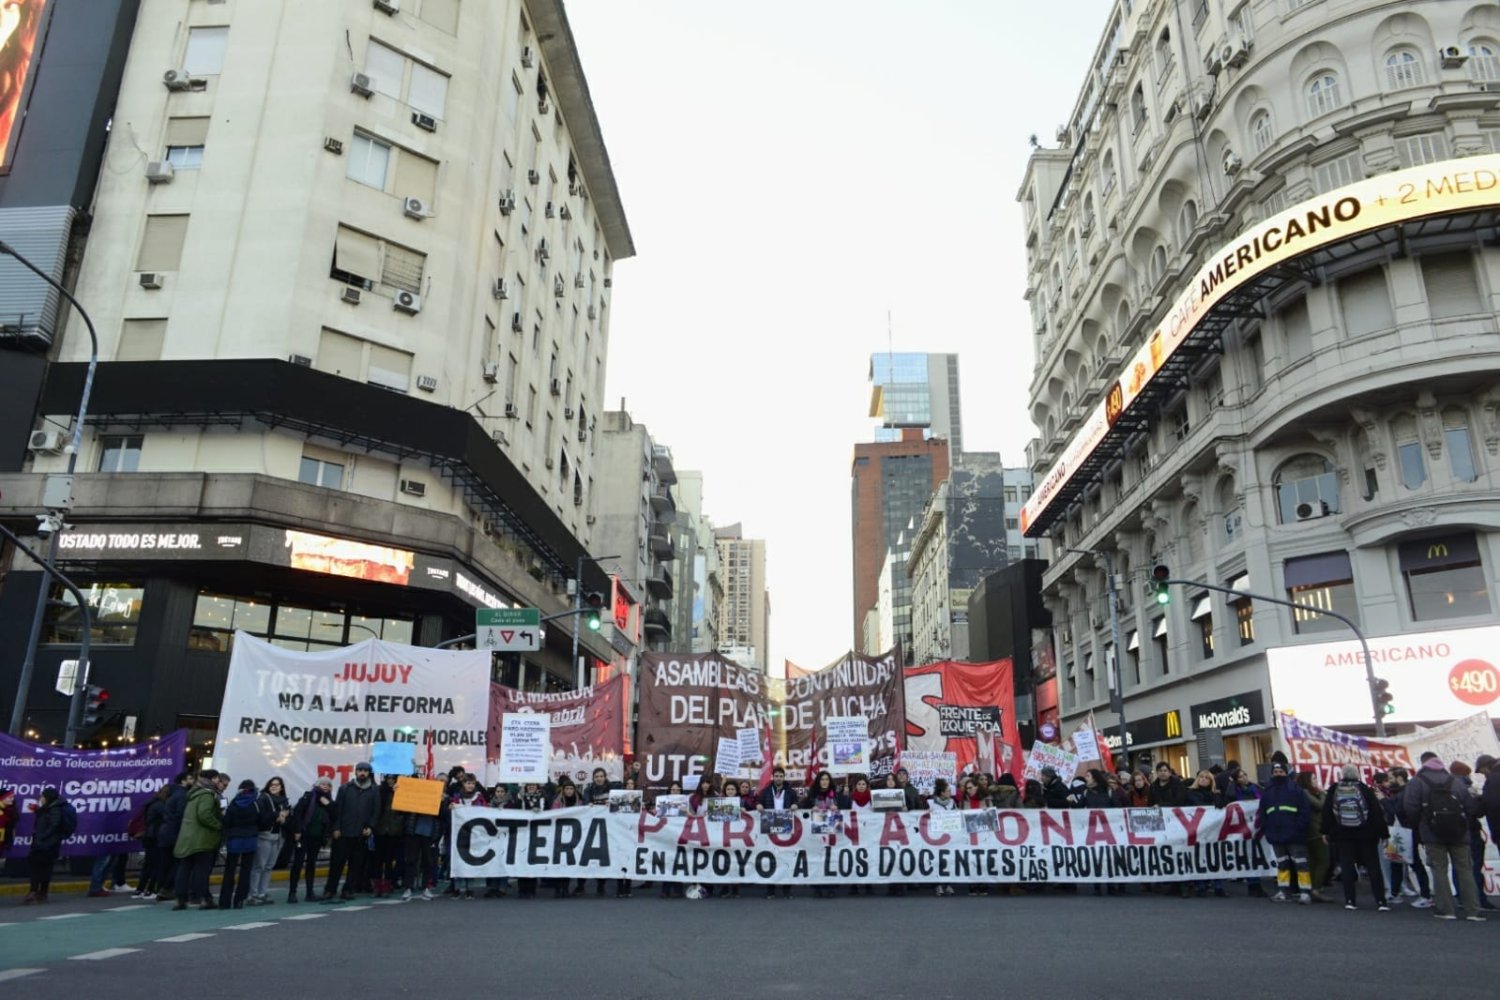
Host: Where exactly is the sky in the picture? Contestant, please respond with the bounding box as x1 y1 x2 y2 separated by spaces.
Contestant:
565 0 1113 672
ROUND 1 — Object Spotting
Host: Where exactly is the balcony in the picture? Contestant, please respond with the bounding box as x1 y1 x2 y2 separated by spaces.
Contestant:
644 607 672 640
651 444 677 485
649 484 675 515
646 562 674 599
648 521 676 559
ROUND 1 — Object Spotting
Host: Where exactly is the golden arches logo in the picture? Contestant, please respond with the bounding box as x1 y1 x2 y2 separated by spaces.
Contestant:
1427 543 1449 560
1165 711 1181 739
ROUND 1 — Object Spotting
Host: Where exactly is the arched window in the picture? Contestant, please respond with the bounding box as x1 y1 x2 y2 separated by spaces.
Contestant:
1183 502 1203 563
1217 475 1243 541
1082 194 1096 234
1393 414 1426 490
1177 200 1198 243
1067 230 1080 268
1385 49 1424 89
1471 40 1500 82
1156 29 1173 76
1131 84 1148 133
1305 72 1343 117
1102 151 1118 195
1149 244 1167 284
1115 300 1131 340
1250 110 1274 153
1273 454 1340 523
1443 408 1479 483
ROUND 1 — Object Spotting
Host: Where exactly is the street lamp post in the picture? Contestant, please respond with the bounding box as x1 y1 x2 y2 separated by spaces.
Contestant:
571 554 620 685
0 523 93 745
2 240 100 740
1063 548 1129 765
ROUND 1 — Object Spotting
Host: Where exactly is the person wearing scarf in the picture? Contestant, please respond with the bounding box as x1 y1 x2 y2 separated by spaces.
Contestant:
286 777 332 903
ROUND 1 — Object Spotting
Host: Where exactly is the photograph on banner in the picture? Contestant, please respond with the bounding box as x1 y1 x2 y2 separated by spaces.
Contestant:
706 797 742 822
897 750 957 796
776 651 905 780
488 676 626 786
810 808 844 835
963 809 999 834
871 788 906 812
904 659 1025 782
212 632 488 790
1023 741 1081 784
656 794 691 818
391 776 445 816
1126 807 1166 835
448 803 1278 885
609 789 643 814
499 712 552 784
0 731 188 857
760 810 795 837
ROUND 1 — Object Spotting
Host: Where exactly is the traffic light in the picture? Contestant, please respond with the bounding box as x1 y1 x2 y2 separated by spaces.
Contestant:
1150 564 1172 605
1373 678 1394 716
83 684 109 726
583 591 605 631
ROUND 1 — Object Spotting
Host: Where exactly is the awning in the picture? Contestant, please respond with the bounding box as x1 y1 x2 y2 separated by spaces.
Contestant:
1191 595 1212 620
1153 617 1168 638
1127 630 1140 651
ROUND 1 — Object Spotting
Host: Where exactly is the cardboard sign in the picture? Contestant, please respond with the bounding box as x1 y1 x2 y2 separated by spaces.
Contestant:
737 727 763 765
1024 742 1081 784
392 776 445 816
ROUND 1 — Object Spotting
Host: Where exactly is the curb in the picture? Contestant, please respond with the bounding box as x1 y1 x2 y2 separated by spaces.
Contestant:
0 866 324 897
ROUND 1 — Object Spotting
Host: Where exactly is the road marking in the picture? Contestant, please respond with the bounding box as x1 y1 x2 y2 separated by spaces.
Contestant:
156 933 217 943
372 899 406 905
329 905 371 912
70 947 141 961
39 913 89 921
281 913 327 920
223 921 278 930
0 970 44 982
0 922 16 928
106 905 152 913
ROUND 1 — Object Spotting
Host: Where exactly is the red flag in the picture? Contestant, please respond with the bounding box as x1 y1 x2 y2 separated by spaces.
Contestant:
804 725 824 788
424 729 435 779
757 719 778 795
1088 711 1115 774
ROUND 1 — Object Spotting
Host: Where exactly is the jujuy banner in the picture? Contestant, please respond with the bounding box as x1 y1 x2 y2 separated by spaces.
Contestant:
449 803 1276 885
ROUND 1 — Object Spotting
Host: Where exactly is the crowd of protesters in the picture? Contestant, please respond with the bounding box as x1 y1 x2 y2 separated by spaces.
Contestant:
1 750 1495 920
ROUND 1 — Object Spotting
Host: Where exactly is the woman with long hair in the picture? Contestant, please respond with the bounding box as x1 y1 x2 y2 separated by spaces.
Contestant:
1127 771 1153 807
550 779 583 898
1185 769 1226 898
655 780 686 899
718 779 744 899
248 775 289 906
928 778 958 897
133 784 172 900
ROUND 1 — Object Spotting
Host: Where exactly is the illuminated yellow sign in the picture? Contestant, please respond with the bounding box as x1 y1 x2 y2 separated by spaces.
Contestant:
1022 155 1500 536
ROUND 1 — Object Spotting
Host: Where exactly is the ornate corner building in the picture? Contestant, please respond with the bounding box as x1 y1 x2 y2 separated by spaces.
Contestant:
1020 0 1500 774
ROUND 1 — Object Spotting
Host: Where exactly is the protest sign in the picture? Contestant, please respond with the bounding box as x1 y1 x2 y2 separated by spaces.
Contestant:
905 659 1024 782
737 727 762 766
0 731 187 857
487 676 626 786
826 715 870 775
392 776 445 816
706 798 741 822
655 795 691 818
499 713 551 783
1387 711 1500 769
871 788 906 811
1024 742 1081 784
1071 726 1101 765
715 736 743 774
371 740 415 776
450 803 1278 885
897 750 957 796
1279 713 1413 785
213 632 488 790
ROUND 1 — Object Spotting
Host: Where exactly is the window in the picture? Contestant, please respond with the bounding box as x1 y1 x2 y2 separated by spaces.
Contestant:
117 319 166 361
98 434 142 473
1155 29 1172 79
183 26 228 75
508 73 522 121
1244 330 1265 392
1393 414 1425 490
189 592 270 652
409 62 449 118
1313 152 1361 193
1280 295 1312 360
347 133 392 189
330 225 425 295
393 148 438 203
136 215 189 272
317 328 364 379
1338 266 1393 337
1422 252 1483 319
1305 73 1343 117
1250 110 1273 153
1130 84 1148 134
299 455 345 489
163 117 208 169
1126 629 1141 686
1400 533 1491 621
1192 594 1214 659
1228 574 1254 645
365 41 449 117
1274 453 1339 523
44 582 145 646
1385 49 1425 89
367 343 413 393
1444 409 1479 483
418 0 460 34
1102 152 1117 196
1398 133 1447 168
1177 200 1198 243
1005 517 1019 530
365 40 405 98
1152 617 1169 675
1285 551 1359 634
1470 41 1500 82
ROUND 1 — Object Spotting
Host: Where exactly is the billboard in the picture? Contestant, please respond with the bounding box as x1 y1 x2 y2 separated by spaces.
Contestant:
0 0 48 169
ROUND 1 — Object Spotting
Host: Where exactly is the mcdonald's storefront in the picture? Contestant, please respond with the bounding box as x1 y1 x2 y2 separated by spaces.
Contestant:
1102 707 1192 776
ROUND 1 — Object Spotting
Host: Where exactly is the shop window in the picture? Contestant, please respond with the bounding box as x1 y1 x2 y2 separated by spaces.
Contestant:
1192 593 1213 659
1399 533 1491 621
43 582 145 646
1274 453 1339 523
189 592 271 652
98 434 143 473
1285 551 1359 634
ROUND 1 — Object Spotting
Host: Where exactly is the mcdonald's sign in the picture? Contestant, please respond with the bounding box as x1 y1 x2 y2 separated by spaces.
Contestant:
1165 710 1181 739
1428 543 1448 560
1104 708 1187 749
1398 533 1479 572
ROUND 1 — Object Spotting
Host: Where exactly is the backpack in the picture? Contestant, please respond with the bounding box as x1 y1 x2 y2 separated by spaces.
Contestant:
1332 782 1368 828
1420 773 1467 842
58 801 79 840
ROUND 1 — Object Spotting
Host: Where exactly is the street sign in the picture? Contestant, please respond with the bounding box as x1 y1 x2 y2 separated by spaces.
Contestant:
55 658 88 697
476 607 541 651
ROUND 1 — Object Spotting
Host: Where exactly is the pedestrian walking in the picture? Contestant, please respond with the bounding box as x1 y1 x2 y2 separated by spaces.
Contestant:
1322 764 1389 911
1402 755 1485 922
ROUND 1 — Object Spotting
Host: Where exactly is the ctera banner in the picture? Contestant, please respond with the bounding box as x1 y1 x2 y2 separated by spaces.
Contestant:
486 675 628 786
213 632 490 791
0 730 187 857
449 803 1276 885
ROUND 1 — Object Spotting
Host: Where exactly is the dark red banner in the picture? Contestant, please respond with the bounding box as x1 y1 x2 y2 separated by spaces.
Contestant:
903 659 1024 782
487 674 627 785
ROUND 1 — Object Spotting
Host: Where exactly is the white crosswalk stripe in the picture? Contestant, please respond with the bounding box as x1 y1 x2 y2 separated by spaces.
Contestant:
223 921 278 930
156 933 217 942
70 947 141 960
0 970 44 982
106 905 152 913
39 913 89 921
281 913 328 920
328 904 371 912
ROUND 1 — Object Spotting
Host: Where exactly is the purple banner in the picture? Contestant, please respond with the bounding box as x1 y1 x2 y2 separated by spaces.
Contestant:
0 731 187 857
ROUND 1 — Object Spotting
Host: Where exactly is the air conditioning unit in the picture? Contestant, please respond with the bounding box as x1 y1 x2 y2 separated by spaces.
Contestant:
411 111 438 132
559 204 572 220
603 277 611 288
324 137 344 155
544 457 555 469
563 407 576 419
527 169 540 185
415 374 438 392
341 286 362 305
504 403 520 418
288 353 313 367
350 72 373 97
573 273 584 289
576 428 588 442
549 378 561 395
498 190 516 214
521 46 535 68
1192 95 1213 120
374 0 400 14
393 289 423 314
492 429 509 446
482 361 500 382
553 277 565 298
536 238 549 261
544 201 555 218
1223 149 1243 175
538 98 551 115
1295 500 1331 521
163 69 198 91
145 160 175 184
139 272 163 289
1441 45 1470 69
399 479 427 498
28 430 64 454
511 312 524 333
1226 37 1252 68
585 514 597 525
1204 45 1224 76
403 196 428 219
492 277 508 300
586 304 597 320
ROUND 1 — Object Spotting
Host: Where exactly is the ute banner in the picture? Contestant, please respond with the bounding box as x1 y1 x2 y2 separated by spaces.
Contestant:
0 730 187 857
904 659 1024 782
449 803 1277 885
486 675 627 786
213 632 490 791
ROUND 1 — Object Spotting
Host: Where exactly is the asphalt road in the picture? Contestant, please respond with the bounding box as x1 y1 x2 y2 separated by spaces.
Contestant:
1 886 1493 999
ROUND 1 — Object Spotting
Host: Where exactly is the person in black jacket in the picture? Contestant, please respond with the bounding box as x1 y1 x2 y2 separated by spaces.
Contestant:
322 763 380 901
286 777 334 903
220 780 260 909
134 784 172 899
759 767 799 811
1476 755 1500 877
153 771 192 902
24 788 67 903
1039 767 1072 809
1322 764 1390 911
895 768 924 811
1149 762 1188 807
1185 770 1225 898
248 775 290 906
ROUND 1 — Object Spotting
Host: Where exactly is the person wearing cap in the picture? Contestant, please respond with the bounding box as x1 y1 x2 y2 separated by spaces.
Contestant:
1321 763 1389 911
1401 754 1484 921
321 762 380 902
220 779 260 909
172 770 224 910
286 776 334 903
1257 760 1313 903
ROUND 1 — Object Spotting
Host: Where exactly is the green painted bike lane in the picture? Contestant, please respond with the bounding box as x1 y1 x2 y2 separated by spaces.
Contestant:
0 900 377 970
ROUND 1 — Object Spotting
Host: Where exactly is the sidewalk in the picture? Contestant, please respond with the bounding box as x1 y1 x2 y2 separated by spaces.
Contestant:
0 866 322 897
